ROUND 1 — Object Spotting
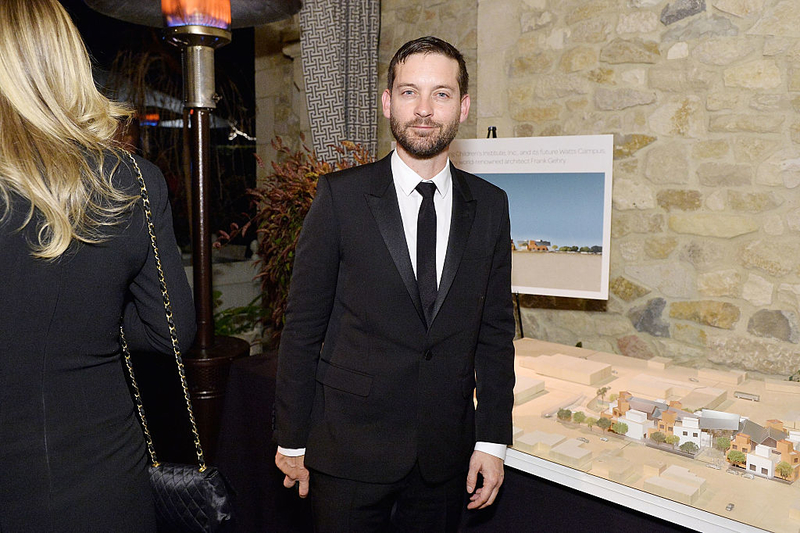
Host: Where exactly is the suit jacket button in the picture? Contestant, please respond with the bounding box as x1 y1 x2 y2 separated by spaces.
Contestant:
424 350 432 361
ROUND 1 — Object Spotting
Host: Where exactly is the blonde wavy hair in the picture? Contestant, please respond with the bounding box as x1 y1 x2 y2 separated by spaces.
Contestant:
0 0 136 259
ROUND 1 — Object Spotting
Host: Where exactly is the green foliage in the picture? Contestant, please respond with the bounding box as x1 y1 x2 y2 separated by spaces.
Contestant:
715 437 731 452
213 292 264 337
572 411 586 424
612 422 628 435
596 417 612 431
776 461 793 480
727 450 746 466
651 431 667 444
609 393 618 403
217 137 373 345
665 434 681 446
680 441 699 454
557 408 572 421
585 417 598 430
596 386 610 400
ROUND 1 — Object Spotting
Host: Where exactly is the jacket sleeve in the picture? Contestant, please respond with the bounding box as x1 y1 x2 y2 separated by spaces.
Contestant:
275 175 341 448
122 156 197 355
474 190 516 445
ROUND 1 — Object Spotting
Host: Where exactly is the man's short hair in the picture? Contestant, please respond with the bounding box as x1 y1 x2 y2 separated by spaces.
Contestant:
387 36 469 98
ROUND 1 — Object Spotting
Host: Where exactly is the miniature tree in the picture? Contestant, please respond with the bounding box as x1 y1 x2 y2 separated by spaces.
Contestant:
727 450 746 466
596 387 610 402
612 422 628 435
776 461 793 480
572 411 586 424
680 441 699 454
715 437 731 452
609 393 618 403
557 408 572 422
665 435 681 448
651 431 667 444
597 417 612 432
586 417 598 431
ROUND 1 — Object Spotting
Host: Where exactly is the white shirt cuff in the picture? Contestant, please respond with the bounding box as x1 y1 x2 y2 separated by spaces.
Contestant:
277 446 306 457
474 442 507 461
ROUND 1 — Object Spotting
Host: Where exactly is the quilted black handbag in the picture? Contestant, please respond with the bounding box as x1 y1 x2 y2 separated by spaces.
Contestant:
121 153 234 533
149 464 232 532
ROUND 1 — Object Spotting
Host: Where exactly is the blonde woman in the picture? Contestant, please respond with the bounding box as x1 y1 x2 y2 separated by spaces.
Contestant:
0 0 196 530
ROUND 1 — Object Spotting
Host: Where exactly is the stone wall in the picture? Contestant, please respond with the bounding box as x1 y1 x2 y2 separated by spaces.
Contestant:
480 0 800 376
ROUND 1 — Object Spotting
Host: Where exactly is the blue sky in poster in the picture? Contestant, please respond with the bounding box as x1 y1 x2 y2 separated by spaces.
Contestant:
478 172 605 248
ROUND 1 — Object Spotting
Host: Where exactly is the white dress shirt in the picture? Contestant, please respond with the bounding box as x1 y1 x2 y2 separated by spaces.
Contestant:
279 151 507 462
391 150 451 285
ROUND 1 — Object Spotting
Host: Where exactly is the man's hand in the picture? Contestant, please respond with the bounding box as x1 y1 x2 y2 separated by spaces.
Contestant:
275 451 310 498
465 450 504 510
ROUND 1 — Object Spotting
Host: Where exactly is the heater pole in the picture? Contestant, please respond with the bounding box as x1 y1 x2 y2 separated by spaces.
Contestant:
189 107 214 349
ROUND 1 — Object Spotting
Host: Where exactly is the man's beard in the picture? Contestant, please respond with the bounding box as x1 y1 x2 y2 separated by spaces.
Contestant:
390 115 460 159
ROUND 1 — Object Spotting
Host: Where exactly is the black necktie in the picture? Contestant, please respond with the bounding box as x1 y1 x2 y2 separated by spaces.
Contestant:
415 181 437 326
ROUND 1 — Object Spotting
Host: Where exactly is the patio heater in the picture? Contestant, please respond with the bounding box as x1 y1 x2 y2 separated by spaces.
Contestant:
84 0 302 460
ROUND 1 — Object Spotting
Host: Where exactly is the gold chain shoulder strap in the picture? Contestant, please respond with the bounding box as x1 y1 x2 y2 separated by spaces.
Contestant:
120 152 207 472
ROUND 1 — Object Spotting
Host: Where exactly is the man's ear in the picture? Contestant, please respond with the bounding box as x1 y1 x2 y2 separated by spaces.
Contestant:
459 93 471 124
381 89 392 119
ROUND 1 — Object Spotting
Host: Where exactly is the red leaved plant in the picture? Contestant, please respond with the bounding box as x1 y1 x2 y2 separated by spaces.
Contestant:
217 136 373 346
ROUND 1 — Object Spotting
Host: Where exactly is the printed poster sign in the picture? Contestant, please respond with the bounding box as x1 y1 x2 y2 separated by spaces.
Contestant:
450 135 613 299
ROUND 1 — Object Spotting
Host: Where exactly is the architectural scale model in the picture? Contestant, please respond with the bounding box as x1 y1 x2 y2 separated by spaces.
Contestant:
512 338 800 533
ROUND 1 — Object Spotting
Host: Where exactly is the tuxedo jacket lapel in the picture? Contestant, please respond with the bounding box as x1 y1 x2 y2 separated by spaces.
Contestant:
431 166 476 325
365 159 426 326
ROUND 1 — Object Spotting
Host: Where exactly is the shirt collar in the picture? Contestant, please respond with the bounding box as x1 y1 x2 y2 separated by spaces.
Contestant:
391 150 452 199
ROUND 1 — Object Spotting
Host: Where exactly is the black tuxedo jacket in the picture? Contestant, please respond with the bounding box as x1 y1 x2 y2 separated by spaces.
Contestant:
276 153 516 484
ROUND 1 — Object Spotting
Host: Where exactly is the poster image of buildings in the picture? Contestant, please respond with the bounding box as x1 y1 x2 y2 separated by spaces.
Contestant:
450 135 613 299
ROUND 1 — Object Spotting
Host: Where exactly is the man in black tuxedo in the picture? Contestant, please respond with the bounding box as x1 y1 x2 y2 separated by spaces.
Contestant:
275 36 516 532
